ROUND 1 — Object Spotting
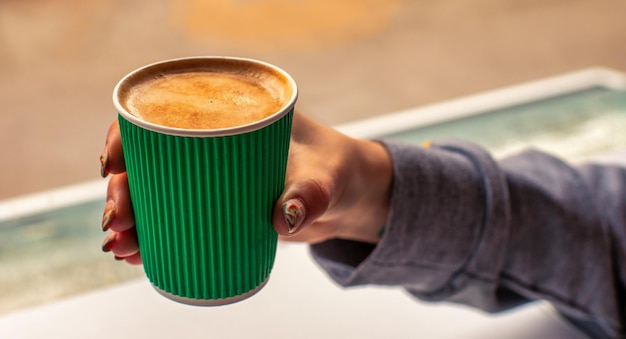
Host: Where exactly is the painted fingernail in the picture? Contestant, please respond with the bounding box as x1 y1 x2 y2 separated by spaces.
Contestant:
101 233 116 252
283 199 305 234
100 148 109 178
114 255 125 261
102 201 115 232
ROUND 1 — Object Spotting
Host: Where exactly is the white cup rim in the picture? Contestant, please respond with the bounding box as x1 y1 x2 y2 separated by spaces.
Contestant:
112 56 298 137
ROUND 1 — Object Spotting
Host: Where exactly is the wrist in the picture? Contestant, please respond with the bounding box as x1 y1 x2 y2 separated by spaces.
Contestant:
342 138 393 243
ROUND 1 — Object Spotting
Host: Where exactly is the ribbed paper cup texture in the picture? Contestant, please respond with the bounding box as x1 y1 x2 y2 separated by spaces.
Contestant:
113 57 296 305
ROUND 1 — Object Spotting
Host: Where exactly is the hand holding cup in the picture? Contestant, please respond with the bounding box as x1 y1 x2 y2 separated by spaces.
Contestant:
100 57 393 305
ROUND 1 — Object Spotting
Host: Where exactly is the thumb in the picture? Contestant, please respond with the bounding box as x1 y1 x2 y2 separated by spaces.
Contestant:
272 178 333 237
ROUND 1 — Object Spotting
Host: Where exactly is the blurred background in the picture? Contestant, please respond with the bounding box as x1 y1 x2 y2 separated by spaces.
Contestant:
2 0 626 200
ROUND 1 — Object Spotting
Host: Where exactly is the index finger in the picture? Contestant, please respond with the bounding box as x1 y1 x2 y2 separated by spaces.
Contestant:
101 120 126 176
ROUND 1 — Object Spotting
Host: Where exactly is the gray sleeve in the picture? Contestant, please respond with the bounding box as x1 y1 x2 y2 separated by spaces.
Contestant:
310 140 626 338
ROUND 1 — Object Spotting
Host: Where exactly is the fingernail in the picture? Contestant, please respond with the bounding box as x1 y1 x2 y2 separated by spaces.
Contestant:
114 255 125 261
101 233 116 252
283 199 305 234
100 148 109 178
102 201 115 232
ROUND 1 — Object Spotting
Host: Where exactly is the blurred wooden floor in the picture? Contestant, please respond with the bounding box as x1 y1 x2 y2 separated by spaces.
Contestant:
1 0 626 199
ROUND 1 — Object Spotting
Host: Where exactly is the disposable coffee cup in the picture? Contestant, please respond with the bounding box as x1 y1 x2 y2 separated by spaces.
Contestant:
113 57 297 306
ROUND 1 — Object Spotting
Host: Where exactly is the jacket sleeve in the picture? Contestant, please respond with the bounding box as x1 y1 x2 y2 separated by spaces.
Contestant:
310 139 626 338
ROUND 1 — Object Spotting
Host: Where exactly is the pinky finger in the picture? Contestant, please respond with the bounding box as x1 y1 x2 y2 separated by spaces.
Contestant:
115 252 142 265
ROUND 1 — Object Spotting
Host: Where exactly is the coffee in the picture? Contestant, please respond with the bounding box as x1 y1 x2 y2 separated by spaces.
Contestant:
114 57 297 306
118 60 292 130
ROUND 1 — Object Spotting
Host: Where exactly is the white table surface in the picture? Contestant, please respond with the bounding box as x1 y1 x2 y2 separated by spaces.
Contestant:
0 243 585 339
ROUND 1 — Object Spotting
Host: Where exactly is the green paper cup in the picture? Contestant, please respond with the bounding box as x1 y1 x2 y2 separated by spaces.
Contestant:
112 57 297 306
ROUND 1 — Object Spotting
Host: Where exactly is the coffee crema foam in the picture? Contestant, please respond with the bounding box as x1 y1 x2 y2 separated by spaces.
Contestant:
125 71 284 129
